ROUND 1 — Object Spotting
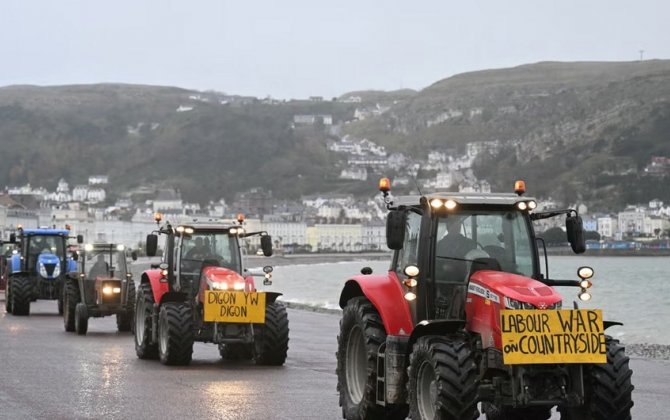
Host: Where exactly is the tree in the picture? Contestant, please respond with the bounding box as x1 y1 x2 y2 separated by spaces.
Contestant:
539 227 567 246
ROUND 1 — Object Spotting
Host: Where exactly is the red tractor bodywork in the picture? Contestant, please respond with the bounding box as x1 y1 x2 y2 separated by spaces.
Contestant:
340 272 413 336
465 270 562 350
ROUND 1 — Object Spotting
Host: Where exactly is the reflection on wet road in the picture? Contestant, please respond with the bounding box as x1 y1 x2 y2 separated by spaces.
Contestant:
1 295 668 419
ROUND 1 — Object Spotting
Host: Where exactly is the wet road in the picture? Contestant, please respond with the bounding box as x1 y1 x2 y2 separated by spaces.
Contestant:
1 296 668 419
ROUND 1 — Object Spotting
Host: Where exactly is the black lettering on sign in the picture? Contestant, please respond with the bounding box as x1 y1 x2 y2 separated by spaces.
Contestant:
220 305 248 318
587 311 601 333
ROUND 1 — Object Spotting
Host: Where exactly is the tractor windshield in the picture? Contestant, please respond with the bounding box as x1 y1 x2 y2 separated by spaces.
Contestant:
435 210 535 281
179 231 241 274
83 245 128 279
27 235 65 258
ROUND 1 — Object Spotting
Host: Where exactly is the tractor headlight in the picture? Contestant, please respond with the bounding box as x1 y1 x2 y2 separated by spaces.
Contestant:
52 264 61 277
211 282 229 290
233 282 246 291
39 263 48 277
504 297 535 310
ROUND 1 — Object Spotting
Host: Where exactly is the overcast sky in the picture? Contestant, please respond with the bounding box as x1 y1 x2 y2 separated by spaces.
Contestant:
1 0 668 98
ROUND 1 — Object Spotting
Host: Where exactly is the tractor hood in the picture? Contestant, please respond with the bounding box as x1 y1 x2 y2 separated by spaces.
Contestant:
36 253 61 279
469 270 562 308
202 266 251 292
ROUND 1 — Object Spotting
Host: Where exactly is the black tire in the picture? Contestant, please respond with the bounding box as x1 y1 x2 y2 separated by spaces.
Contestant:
63 278 79 332
219 343 254 361
75 302 89 335
337 297 407 420
482 403 551 420
407 335 479 420
253 301 289 366
10 276 32 316
558 337 634 420
5 279 13 313
134 283 158 359
158 302 194 366
116 280 136 332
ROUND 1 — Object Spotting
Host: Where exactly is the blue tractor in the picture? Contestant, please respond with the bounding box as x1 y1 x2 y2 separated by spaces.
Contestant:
4 227 82 316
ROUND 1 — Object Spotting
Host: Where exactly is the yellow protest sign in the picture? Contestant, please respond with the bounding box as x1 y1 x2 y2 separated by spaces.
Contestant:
204 291 266 323
500 309 606 364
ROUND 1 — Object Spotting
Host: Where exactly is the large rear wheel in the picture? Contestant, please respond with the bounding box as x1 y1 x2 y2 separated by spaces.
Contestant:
10 276 32 316
337 296 406 420
558 337 634 420
63 278 79 332
253 301 289 366
158 302 194 366
134 283 158 359
408 335 479 420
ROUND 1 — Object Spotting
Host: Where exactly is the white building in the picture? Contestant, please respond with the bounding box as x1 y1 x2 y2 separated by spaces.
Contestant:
87 188 106 204
362 221 386 251
618 207 646 236
340 167 368 181
435 172 454 189
262 221 307 246
153 189 183 212
597 216 618 239
89 175 109 185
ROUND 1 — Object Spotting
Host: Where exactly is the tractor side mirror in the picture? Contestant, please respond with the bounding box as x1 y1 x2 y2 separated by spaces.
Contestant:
9 233 16 244
386 210 406 250
146 234 158 257
260 235 273 257
131 251 138 261
77 235 84 244
566 215 586 254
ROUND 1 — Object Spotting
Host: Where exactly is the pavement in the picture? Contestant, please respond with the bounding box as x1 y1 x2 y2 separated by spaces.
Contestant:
1 296 667 419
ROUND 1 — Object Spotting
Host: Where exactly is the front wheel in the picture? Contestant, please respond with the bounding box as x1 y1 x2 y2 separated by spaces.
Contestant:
407 335 479 420
63 278 79 332
10 276 32 316
116 280 136 332
337 297 406 420
134 283 158 359
558 337 634 420
253 301 289 366
75 303 89 335
158 302 194 366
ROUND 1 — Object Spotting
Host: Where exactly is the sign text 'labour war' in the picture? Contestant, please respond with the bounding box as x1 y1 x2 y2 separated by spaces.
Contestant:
500 309 606 364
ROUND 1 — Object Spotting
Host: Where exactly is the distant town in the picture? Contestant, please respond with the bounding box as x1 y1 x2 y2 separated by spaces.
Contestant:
1 160 669 253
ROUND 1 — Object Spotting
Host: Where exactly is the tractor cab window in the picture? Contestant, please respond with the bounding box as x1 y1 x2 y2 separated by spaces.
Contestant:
396 211 422 277
28 235 65 257
435 210 534 281
87 251 112 278
180 232 241 275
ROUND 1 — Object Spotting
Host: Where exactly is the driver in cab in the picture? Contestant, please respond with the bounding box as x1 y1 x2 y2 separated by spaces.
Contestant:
185 237 210 260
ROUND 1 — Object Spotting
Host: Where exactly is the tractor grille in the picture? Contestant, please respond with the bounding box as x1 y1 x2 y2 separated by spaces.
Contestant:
43 263 57 276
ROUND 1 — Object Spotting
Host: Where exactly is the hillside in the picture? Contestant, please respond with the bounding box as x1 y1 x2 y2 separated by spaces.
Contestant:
2 61 670 209
342 60 670 208
0 84 358 203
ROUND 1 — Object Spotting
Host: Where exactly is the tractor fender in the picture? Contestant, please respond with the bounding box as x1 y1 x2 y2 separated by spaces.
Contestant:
604 320 623 330
265 291 282 305
10 254 22 273
141 270 170 304
339 274 414 336
407 319 466 351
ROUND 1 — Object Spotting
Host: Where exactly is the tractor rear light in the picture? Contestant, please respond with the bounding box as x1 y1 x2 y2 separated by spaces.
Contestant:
404 291 417 301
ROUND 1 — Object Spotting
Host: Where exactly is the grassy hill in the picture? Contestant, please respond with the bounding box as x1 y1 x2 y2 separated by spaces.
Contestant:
2 60 670 209
343 60 670 208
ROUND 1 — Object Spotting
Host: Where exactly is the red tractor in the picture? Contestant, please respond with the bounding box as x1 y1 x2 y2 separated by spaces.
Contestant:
336 179 633 420
133 214 289 366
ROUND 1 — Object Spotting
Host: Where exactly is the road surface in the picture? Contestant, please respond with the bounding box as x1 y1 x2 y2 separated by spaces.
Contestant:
0 297 667 419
